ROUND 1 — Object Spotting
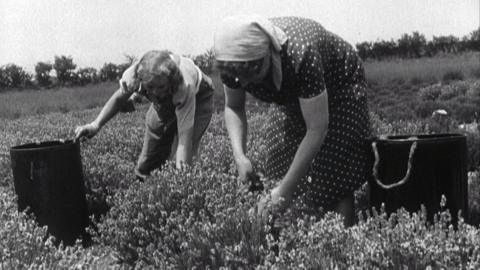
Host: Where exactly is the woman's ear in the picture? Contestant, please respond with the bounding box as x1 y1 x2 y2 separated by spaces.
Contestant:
168 63 184 93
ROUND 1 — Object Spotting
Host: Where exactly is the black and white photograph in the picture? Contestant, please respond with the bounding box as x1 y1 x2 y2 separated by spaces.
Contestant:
1 0 479 268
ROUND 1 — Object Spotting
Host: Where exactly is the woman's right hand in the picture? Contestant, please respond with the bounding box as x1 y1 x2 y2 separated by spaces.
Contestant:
74 122 100 141
236 156 255 182
236 156 264 192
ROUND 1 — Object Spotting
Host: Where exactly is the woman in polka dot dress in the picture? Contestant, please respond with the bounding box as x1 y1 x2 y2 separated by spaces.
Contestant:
214 15 371 225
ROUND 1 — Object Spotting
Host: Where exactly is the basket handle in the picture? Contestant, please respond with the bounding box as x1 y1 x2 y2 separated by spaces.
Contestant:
30 161 35 182
371 139 418 189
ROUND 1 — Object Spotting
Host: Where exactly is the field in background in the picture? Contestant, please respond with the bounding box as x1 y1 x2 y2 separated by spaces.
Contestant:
1 101 479 268
1 52 480 268
364 52 480 86
0 53 479 120
0 82 117 120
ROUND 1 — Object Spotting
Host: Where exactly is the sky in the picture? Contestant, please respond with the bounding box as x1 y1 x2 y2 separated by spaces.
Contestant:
0 0 478 72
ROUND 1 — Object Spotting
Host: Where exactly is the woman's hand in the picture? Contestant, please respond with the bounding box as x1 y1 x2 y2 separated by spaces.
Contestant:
74 122 100 141
256 195 269 222
74 88 131 141
236 156 255 182
129 92 143 103
257 188 282 222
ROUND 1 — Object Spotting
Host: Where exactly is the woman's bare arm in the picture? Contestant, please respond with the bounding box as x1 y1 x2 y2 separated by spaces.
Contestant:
271 91 329 204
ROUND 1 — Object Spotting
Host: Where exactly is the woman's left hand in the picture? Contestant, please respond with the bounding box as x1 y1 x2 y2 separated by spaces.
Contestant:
256 195 269 222
256 188 282 222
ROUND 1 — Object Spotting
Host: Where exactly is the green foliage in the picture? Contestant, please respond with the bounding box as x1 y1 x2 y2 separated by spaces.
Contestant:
442 70 465 83
356 28 480 60
31 61 102 89
262 206 480 269
397 31 427 58
418 84 442 101
192 48 215 75
53 55 77 86
469 171 480 225
465 131 480 171
34 62 53 87
364 52 479 87
472 65 480 79
414 100 443 119
0 187 115 269
0 82 117 120
99 63 120 81
467 80 480 98
0 64 33 90
0 43 479 269
74 67 99 86
409 76 425 86
96 164 268 268
439 82 468 100
1 107 480 269
371 111 480 170
0 189 55 268
413 80 480 122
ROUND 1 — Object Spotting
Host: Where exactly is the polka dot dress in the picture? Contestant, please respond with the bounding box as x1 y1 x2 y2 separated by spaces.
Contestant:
222 17 372 208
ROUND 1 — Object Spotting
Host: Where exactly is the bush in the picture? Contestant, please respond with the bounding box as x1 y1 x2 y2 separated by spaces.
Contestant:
96 163 269 268
381 104 416 121
53 55 77 86
95 163 480 269
415 80 480 123
442 70 465 83
466 80 480 97
372 111 479 169
466 131 480 171
409 76 425 85
99 63 120 81
2 106 480 269
0 64 33 90
74 67 99 86
193 49 215 75
0 189 55 268
264 205 480 269
0 188 114 269
471 65 480 79
389 77 406 86
34 62 53 87
418 83 443 101
414 100 444 118
469 171 480 225
438 82 469 100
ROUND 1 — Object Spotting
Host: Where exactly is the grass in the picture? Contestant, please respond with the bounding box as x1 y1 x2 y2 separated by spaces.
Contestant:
0 105 479 269
364 52 480 86
0 52 479 120
0 82 117 120
0 52 479 268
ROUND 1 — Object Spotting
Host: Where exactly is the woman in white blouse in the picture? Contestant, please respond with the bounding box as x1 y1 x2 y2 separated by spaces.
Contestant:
75 50 214 181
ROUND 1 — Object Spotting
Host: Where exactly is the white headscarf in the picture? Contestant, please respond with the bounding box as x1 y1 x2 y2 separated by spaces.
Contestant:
214 15 287 90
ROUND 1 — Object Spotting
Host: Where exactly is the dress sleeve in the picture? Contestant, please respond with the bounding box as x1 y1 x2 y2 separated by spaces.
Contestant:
118 62 141 95
173 85 196 133
295 50 326 99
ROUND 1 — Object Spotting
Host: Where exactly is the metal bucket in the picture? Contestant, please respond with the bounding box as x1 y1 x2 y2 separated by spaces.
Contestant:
368 134 468 222
10 140 88 245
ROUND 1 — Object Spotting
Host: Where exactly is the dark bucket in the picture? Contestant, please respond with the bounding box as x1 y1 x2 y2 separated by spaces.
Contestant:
10 140 88 245
368 134 468 223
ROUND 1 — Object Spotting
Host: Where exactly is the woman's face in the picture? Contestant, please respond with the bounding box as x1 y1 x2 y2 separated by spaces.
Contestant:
221 57 271 87
142 74 171 103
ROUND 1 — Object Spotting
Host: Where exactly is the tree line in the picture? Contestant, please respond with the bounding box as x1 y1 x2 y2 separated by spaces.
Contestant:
0 52 215 92
0 55 136 92
356 29 480 60
1 29 479 92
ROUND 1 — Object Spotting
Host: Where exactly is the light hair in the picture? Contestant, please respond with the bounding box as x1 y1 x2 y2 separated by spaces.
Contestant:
136 50 183 93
